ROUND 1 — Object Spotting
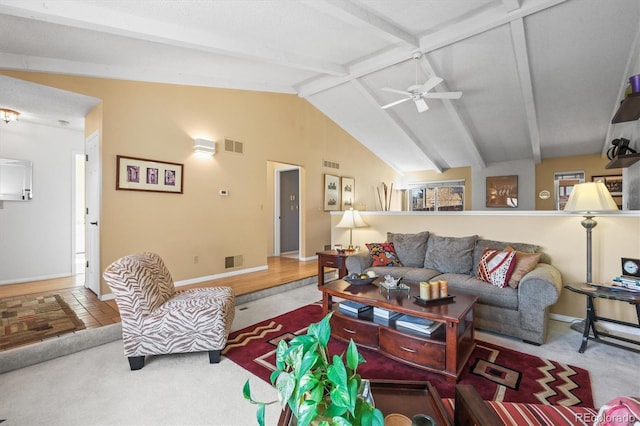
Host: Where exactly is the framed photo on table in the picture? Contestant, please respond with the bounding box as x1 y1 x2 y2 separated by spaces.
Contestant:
592 175 622 197
323 174 340 211
341 176 355 210
116 155 183 193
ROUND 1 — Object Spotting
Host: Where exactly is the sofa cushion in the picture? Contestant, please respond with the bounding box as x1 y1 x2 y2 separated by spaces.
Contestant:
507 250 541 288
477 248 517 288
439 273 519 310
365 242 402 267
424 235 478 275
387 231 430 268
473 239 539 275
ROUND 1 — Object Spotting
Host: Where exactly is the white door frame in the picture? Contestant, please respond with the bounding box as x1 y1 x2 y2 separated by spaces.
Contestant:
274 165 301 256
71 150 84 275
85 131 101 296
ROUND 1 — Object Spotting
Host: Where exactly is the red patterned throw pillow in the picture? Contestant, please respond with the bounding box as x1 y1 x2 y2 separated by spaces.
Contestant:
477 248 517 288
366 242 402 267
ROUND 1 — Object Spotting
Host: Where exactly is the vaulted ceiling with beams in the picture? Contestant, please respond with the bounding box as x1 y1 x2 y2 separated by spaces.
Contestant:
0 0 639 173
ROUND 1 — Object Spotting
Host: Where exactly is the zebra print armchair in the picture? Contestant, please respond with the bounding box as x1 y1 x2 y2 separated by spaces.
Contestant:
103 252 235 370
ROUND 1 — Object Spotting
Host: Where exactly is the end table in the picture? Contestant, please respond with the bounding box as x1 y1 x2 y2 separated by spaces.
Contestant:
316 250 350 287
565 284 640 354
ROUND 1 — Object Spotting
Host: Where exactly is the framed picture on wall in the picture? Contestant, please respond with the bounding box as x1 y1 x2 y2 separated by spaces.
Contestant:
486 175 518 208
323 174 340 211
116 155 183 193
341 176 355 210
592 175 623 197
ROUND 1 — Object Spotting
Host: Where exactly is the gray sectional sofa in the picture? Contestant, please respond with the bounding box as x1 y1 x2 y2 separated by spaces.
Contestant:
345 231 562 345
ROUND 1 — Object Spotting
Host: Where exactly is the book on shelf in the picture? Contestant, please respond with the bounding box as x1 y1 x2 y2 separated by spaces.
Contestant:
373 311 401 326
373 307 393 318
339 300 371 313
396 321 442 336
395 314 440 334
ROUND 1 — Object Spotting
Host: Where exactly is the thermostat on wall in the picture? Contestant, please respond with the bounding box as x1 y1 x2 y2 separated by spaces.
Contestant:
219 189 229 196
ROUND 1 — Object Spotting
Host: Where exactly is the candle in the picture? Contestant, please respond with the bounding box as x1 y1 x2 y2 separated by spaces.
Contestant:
439 280 448 297
419 282 430 299
430 281 440 299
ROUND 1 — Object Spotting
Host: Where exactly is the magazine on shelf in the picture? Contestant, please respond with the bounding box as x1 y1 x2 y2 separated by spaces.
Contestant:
373 311 401 326
395 314 438 334
396 321 442 336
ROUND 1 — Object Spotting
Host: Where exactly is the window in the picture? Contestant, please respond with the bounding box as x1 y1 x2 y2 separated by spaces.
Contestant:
408 180 465 211
554 171 584 210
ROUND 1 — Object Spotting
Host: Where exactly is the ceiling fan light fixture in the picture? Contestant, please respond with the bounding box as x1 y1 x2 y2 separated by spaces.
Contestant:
0 108 20 123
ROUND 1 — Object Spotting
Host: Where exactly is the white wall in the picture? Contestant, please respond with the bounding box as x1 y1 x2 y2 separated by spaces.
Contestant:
0 120 83 284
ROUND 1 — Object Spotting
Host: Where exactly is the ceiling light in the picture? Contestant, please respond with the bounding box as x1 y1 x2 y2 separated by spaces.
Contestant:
0 108 20 123
194 138 216 156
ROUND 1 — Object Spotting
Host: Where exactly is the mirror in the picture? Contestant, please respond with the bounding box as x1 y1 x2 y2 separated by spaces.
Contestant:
0 158 33 201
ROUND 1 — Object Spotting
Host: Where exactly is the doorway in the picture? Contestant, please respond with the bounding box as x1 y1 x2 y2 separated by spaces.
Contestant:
275 166 300 257
84 131 101 296
72 151 85 275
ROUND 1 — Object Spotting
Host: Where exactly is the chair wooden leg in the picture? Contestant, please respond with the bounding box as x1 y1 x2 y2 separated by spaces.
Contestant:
128 356 145 370
209 350 221 363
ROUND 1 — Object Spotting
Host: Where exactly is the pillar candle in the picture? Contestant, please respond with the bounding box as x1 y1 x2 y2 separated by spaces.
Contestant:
419 282 430 299
430 281 440 299
439 280 448 297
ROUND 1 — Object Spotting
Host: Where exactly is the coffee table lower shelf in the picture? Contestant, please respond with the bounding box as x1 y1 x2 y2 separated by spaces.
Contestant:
277 380 452 426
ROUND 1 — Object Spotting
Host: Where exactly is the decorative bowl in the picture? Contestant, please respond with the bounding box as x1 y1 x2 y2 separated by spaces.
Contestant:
344 275 377 285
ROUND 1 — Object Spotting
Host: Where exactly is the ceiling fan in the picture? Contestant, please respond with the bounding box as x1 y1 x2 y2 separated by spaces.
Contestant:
381 52 462 113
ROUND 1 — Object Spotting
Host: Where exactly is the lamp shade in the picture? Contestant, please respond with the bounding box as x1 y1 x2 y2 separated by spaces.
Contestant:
193 138 216 155
564 182 618 213
336 208 368 229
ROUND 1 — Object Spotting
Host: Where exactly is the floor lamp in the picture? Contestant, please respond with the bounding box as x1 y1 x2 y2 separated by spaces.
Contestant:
564 182 619 284
336 208 368 250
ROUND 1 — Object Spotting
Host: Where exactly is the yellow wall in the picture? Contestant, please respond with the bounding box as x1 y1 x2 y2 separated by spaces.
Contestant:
3 71 397 295
332 212 640 323
535 153 622 210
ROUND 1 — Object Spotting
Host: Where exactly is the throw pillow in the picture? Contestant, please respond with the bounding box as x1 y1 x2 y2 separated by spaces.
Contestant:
506 246 542 288
387 231 430 268
423 235 478 274
366 242 402 267
477 248 517 288
472 239 539 276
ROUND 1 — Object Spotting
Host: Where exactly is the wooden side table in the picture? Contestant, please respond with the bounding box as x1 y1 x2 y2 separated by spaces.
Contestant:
565 284 640 354
316 250 350 287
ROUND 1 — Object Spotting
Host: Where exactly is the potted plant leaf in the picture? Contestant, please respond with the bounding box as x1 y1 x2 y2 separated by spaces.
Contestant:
243 312 384 426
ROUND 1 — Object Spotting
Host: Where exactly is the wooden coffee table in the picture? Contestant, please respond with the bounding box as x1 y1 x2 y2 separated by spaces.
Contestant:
320 279 477 383
277 379 452 426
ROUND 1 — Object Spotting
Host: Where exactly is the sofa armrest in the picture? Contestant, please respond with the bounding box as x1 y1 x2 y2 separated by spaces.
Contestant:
518 263 562 308
345 251 372 274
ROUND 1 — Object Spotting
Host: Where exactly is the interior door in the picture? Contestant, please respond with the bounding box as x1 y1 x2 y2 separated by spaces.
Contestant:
85 131 101 296
279 169 299 253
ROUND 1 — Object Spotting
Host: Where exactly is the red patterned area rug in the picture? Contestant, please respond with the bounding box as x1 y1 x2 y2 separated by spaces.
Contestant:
224 303 594 408
0 294 86 350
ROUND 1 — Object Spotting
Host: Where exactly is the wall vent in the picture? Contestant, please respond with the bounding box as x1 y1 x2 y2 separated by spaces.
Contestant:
224 138 244 154
225 254 244 268
323 160 339 169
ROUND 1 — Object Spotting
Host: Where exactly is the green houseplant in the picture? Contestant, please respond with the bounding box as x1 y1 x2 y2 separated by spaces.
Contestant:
243 312 384 426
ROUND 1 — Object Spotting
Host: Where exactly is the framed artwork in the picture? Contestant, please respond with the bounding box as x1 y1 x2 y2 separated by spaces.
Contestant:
341 176 355 210
592 175 623 197
323 174 340 211
486 175 518 208
116 155 183 193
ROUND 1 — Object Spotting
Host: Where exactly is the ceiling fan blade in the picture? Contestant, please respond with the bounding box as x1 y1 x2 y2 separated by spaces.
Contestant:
414 98 429 112
382 87 411 96
381 97 412 109
424 91 463 99
418 76 443 94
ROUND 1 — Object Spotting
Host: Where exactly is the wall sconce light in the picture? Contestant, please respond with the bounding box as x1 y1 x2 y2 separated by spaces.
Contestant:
0 108 20 123
194 138 216 156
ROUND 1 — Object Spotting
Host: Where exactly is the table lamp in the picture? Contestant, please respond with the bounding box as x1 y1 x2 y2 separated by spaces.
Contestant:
336 208 368 250
564 182 618 283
